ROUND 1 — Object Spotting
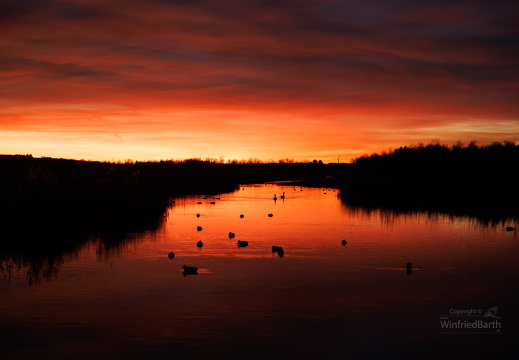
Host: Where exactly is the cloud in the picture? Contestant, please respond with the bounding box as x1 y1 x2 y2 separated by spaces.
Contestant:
1 0 518 161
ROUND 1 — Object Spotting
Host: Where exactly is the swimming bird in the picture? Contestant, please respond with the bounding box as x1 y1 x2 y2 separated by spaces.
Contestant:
240 214 244 218
210 201 216 204
506 226 515 231
268 213 273 217
196 213 200 217
197 202 202 204
228 232 236 239
272 246 284 257
273 194 277 200
237 240 249 247
197 240 203 248
197 226 203 231
280 192 285 199
406 262 413 274
341 240 347 246
182 265 199 275
168 252 175 259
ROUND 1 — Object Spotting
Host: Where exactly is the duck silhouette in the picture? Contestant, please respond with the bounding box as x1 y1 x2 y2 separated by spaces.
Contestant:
228 232 236 239
268 213 273 217
240 214 244 218
182 265 199 276
341 240 347 246
406 262 413 274
197 240 203 248
197 226 202 231
237 240 249 247
273 194 277 200
280 192 285 199
506 226 515 231
168 252 175 259
196 213 200 217
272 246 284 257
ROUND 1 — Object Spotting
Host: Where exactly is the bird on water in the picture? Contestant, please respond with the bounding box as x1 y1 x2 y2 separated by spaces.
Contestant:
197 226 203 231
182 265 199 276
406 262 413 274
168 252 175 259
280 192 285 199
272 246 284 257
240 214 245 218
237 240 249 247
273 194 277 200
268 213 273 217
229 232 236 238
341 240 347 246
197 240 203 248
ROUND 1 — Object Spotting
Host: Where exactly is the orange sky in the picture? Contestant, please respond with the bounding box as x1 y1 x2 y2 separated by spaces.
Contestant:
1 0 518 163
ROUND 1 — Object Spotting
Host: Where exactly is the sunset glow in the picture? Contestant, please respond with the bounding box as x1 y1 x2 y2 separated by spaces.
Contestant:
1 0 518 162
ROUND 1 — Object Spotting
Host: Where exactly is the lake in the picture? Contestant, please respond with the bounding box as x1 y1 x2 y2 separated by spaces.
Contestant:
1 184 517 359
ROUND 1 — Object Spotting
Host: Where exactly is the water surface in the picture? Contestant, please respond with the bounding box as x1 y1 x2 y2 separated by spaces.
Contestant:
1 184 517 359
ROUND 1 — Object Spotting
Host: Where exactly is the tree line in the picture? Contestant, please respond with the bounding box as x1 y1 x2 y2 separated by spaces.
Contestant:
339 141 519 217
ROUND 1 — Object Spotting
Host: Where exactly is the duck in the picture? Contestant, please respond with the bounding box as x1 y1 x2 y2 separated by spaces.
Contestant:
240 214 245 218
197 240 203 248
197 226 203 231
272 246 284 257
196 213 200 217
237 240 249 247
168 252 175 259
182 265 199 275
506 226 515 231
268 213 273 217
273 194 277 200
406 262 413 274
341 240 347 246
228 232 236 238
280 192 285 199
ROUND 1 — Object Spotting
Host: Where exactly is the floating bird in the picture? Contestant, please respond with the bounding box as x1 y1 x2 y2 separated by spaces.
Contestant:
197 226 203 231
197 202 202 204
406 262 413 274
268 213 273 217
506 226 515 231
182 265 199 276
210 201 216 204
273 194 277 200
168 252 175 259
237 240 249 247
272 246 284 257
280 192 285 199
341 240 347 246
196 213 200 217
240 214 244 218
228 232 236 239
197 240 203 248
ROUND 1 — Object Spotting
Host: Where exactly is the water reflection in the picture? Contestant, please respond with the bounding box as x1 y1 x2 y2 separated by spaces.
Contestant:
1 184 517 359
0 200 170 285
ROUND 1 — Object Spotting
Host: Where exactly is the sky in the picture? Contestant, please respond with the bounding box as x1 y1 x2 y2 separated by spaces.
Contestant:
1 0 518 163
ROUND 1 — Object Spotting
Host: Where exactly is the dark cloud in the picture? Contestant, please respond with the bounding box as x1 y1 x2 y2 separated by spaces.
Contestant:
1 0 518 161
